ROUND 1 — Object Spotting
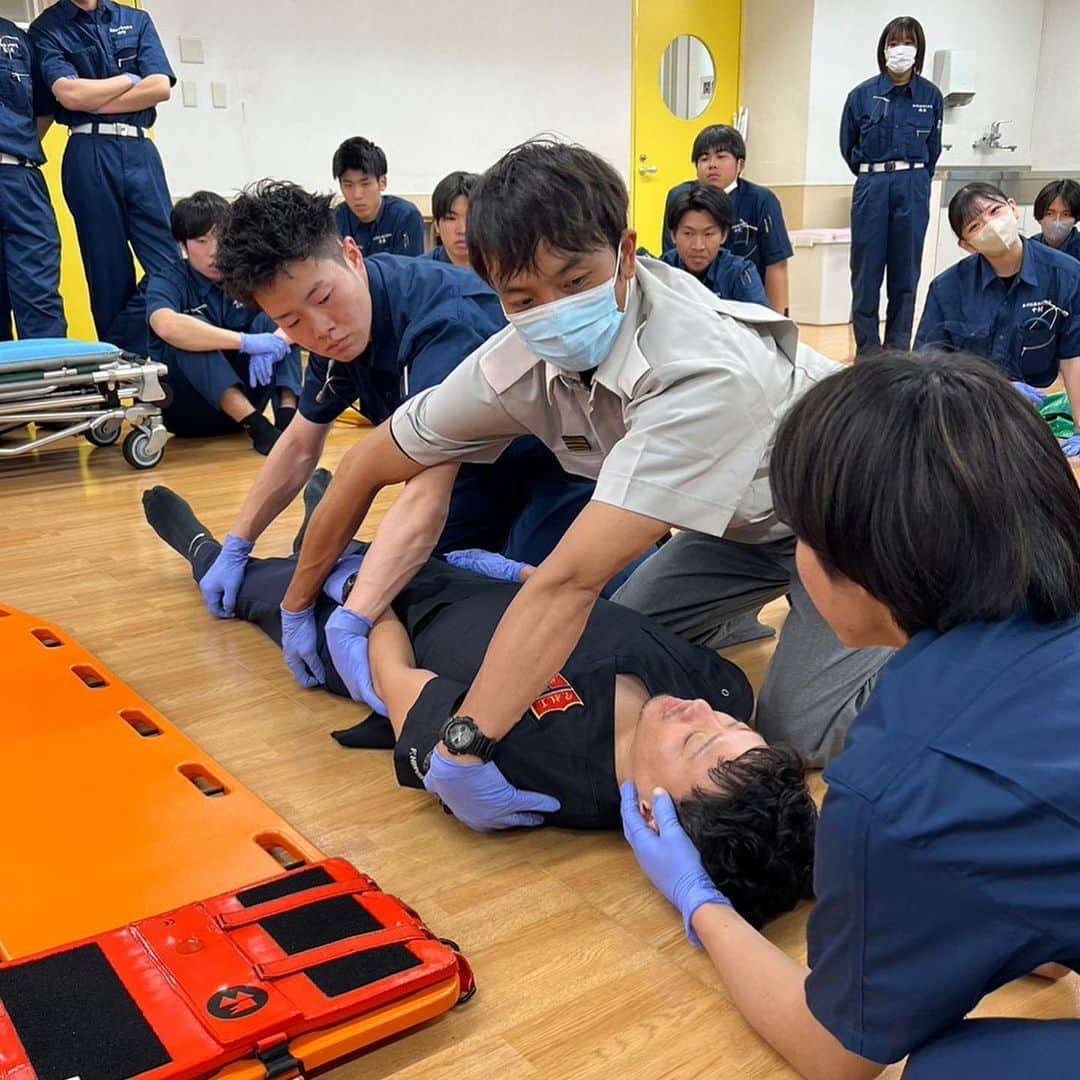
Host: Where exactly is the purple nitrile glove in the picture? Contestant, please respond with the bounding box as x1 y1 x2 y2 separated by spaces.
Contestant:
1062 433 1080 458
198 532 252 618
123 72 142 87
280 604 326 688
620 782 732 946
422 746 560 832
1012 381 1047 407
444 548 529 582
241 333 290 388
324 606 387 715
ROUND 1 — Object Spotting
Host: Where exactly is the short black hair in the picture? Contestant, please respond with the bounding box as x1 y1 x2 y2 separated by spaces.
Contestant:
666 183 735 237
432 171 479 222
877 16 926 74
217 180 343 307
1034 179 1080 222
678 745 816 929
771 351 1080 638
691 124 746 165
467 138 627 286
947 181 1009 238
332 137 388 181
171 190 231 244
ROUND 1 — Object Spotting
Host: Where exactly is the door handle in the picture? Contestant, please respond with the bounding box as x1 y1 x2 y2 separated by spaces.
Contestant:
638 165 658 175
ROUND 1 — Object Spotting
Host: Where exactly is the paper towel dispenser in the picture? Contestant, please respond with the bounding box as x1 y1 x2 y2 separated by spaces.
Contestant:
933 49 976 108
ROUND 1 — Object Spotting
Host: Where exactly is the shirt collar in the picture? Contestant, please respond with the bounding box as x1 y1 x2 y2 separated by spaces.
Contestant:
876 71 912 97
62 0 115 20
977 238 1036 291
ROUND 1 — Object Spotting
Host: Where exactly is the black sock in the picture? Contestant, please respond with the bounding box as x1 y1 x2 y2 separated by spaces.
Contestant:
274 405 297 431
242 412 280 455
292 467 333 554
142 486 216 564
331 714 395 750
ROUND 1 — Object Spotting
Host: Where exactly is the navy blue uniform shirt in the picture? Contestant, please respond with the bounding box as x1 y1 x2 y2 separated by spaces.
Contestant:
1031 228 1080 264
421 244 452 263
29 0 175 130
660 247 768 306
915 238 1080 386
840 72 943 175
661 177 793 278
0 18 52 163
145 260 278 357
299 254 505 426
806 610 1080 1064
334 193 424 257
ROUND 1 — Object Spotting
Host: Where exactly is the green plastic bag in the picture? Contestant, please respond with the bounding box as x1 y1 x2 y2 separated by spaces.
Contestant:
1039 392 1074 441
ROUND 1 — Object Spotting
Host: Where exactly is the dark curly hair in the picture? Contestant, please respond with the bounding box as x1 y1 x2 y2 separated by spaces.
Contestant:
217 179 344 307
678 745 817 928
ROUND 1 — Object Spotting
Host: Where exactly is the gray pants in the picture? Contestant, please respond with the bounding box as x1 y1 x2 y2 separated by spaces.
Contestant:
612 531 893 767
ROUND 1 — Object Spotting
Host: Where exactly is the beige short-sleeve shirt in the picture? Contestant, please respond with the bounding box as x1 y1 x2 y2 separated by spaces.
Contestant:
391 257 839 543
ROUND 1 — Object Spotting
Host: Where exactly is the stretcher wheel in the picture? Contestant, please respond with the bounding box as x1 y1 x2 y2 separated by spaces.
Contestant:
85 419 122 448
122 429 165 470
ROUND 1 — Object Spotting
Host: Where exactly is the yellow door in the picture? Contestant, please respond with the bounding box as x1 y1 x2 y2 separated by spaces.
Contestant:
631 0 741 254
38 0 143 341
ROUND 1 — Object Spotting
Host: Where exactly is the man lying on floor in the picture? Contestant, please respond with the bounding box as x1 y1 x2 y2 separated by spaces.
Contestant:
144 483 817 927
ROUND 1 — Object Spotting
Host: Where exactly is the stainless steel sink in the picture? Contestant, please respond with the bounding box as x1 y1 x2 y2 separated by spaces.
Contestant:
939 167 1079 206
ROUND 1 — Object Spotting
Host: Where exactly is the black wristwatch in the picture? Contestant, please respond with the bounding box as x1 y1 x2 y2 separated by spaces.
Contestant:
439 716 498 763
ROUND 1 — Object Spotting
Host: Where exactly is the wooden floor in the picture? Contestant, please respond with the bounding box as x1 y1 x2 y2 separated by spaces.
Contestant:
2 323 1077 1079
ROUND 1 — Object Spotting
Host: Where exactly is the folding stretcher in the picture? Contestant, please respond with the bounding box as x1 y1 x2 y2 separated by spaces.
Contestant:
0 604 474 1077
0 339 169 469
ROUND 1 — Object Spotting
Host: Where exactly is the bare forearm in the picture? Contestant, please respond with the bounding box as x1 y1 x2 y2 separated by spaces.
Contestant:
52 75 132 112
692 905 883 1080
460 569 601 741
282 427 425 613
149 311 242 354
233 420 328 542
344 464 457 621
95 74 171 113
765 261 790 315
1060 358 1080 435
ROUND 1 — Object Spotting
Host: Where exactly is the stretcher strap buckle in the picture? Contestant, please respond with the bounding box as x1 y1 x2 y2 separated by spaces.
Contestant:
255 1034 304 1079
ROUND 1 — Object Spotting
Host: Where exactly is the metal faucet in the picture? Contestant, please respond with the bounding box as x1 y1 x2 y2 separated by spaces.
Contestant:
972 120 1017 152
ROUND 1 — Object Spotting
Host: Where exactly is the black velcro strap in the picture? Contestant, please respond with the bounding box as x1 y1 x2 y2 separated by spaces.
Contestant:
238 866 335 908
258 895 383 956
0 943 171 1080
305 945 422 998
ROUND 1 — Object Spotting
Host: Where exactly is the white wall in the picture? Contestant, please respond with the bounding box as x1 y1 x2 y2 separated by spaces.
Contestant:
146 0 632 199
1031 0 1080 172
804 0 1046 184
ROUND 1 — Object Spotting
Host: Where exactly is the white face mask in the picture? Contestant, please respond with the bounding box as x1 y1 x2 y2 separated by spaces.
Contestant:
969 211 1021 257
885 44 916 74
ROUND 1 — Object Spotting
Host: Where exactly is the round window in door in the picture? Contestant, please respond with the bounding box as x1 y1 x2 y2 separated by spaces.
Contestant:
659 34 716 121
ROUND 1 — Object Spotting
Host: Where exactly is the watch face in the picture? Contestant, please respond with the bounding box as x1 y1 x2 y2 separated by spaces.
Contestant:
446 720 473 752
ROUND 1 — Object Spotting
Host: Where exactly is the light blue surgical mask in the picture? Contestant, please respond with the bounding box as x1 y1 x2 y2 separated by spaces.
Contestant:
505 252 627 373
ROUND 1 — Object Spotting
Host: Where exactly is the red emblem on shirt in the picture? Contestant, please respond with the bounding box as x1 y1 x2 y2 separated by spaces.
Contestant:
530 673 584 719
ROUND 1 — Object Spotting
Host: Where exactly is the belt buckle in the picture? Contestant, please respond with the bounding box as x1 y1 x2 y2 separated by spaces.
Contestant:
884 161 896 173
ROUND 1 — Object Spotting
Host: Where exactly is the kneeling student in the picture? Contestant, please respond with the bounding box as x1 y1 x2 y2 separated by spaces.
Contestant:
661 184 768 306
623 352 1080 1079
147 191 302 455
143 481 816 929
